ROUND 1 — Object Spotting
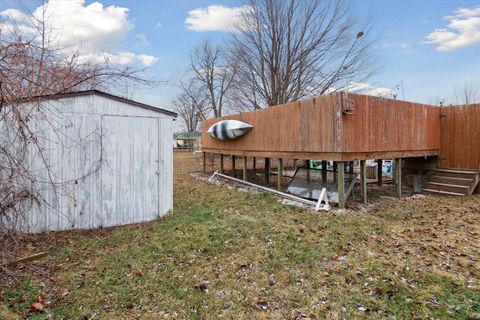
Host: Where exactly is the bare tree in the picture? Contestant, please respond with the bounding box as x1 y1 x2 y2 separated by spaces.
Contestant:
231 0 376 109
455 84 479 105
0 11 150 274
173 79 208 133
190 40 237 117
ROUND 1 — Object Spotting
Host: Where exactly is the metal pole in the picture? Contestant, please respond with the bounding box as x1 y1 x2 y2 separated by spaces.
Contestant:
209 171 319 207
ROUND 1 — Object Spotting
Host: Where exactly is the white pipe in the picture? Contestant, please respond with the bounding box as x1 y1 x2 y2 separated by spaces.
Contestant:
208 171 319 207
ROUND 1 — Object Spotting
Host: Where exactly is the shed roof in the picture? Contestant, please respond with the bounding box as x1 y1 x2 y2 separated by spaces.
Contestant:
26 90 177 117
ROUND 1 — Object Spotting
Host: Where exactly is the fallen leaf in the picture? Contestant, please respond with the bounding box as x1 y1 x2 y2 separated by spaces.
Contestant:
30 302 43 312
37 294 47 303
135 269 145 277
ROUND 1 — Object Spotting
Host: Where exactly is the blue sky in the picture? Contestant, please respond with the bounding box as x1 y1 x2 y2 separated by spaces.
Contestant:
1 0 479 109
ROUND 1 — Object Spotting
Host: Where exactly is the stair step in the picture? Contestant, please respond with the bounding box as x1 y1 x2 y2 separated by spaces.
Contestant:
430 175 473 185
422 188 466 196
424 182 470 194
434 169 479 179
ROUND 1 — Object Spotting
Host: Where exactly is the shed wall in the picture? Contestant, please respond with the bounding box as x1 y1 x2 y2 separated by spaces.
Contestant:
4 94 174 232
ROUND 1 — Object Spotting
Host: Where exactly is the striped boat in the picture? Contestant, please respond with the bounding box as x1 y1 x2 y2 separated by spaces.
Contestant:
207 120 253 140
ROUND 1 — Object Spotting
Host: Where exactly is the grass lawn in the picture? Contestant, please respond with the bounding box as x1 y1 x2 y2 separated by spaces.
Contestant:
2 152 480 319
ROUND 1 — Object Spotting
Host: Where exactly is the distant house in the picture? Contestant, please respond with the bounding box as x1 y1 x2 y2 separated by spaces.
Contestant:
173 131 202 151
2 90 177 232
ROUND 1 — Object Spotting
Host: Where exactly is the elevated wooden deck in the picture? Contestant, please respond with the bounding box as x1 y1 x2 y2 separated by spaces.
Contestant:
202 93 441 161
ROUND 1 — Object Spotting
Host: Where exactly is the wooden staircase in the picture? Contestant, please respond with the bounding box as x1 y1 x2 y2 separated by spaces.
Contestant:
422 169 480 196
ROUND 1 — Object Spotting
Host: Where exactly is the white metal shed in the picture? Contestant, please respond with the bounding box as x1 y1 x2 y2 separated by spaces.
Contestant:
9 90 177 232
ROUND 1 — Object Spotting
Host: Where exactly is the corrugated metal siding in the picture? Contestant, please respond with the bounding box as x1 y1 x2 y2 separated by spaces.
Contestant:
4 94 174 233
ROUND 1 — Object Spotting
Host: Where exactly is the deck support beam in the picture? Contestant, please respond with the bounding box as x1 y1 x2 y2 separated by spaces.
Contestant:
305 160 310 183
360 160 367 203
322 161 327 182
277 158 284 191
232 155 236 177
337 161 345 209
253 157 256 171
395 158 402 198
220 154 224 173
243 156 247 181
377 159 383 186
265 158 270 185
203 152 206 174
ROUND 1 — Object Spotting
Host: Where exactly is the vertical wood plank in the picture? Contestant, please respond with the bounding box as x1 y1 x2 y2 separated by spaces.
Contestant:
243 156 247 181
377 159 383 187
202 152 206 174
337 161 345 209
220 154 224 173
396 158 402 198
360 160 367 203
265 157 270 184
277 158 283 190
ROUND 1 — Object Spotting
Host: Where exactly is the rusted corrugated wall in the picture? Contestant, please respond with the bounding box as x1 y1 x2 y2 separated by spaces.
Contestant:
439 104 480 170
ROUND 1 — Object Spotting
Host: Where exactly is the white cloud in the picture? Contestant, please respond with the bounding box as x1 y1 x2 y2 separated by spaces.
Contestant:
136 54 158 67
425 5 480 51
380 42 413 55
185 5 251 32
0 0 158 67
135 33 150 47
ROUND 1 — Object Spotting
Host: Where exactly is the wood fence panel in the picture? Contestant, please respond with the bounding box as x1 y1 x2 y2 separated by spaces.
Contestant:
202 93 441 160
341 93 441 153
440 104 480 170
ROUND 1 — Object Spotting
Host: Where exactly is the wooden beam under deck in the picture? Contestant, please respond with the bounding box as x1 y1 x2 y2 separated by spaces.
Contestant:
202 149 439 162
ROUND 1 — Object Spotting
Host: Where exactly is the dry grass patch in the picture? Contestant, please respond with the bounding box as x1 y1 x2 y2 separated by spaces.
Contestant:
1 152 479 319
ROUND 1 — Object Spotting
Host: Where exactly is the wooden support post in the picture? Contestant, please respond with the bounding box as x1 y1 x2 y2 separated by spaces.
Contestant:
265 158 270 185
243 156 247 181
305 160 310 183
392 160 396 184
360 160 367 203
337 161 345 209
220 154 224 173
202 152 206 173
396 158 402 198
253 157 256 171
277 158 283 191
349 161 354 173
232 155 236 177
377 159 383 187
322 161 327 182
